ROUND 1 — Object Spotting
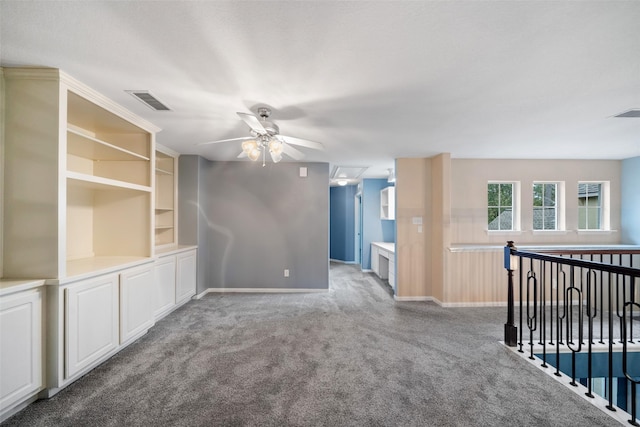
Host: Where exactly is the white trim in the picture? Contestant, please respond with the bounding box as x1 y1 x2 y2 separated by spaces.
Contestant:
329 258 358 265
576 230 618 235
156 143 180 158
531 230 570 235
393 296 434 302
485 230 524 235
361 268 373 273
194 288 329 299
440 301 509 307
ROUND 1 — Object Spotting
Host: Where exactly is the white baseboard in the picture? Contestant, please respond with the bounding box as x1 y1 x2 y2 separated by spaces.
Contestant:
195 288 329 299
392 296 507 307
329 258 358 264
361 269 373 273
440 301 508 307
393 296 435 302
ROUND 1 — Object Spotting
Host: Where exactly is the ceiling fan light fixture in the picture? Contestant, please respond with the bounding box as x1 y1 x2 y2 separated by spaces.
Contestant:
268 139 284 155
242 139 258 155
270 150 283 163
248 147 261 161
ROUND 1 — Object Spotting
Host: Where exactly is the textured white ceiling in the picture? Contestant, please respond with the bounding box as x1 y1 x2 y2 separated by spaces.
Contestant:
2 1 639 178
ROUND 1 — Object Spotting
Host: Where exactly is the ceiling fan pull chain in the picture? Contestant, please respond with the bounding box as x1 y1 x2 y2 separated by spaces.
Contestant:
262 147 266 167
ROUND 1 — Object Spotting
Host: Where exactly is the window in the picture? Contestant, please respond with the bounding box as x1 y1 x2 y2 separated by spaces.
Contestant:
578 182 604 230
488 183 514 231
533 183 557 230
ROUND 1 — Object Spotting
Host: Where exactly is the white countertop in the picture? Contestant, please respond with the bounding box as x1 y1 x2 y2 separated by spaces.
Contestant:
372 242 395 253
0 279 46 297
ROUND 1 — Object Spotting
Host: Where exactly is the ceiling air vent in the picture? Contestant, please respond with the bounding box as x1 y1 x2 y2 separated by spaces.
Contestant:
126 90 171 111
614 109 640 118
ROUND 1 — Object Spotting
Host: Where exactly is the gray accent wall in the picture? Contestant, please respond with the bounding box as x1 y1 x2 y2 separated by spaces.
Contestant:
179 156 329 293
178 155 209 293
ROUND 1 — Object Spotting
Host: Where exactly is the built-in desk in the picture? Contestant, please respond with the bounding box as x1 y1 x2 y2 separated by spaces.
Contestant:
371 242 395 289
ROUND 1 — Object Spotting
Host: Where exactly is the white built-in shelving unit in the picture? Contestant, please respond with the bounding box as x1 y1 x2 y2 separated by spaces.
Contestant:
380 186 396 220
154 146 178 248
0 67 197 421
2 68 159 280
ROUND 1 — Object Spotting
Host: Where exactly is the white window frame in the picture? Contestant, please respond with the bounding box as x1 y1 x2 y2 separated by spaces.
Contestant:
577 181 610 231
532 181 565 232
487 181 521 232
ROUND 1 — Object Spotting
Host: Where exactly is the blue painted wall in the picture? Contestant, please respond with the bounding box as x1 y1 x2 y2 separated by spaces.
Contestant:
330 185 358 262
361 179 395 270
622 156 640 244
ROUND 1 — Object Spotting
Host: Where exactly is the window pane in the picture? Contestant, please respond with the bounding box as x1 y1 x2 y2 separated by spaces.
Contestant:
578 206 587 229
533 184 542 207
544 184 556 207
587 207 601 229
499 208 513 230
578 183 603 230
488 208 499 230
488 182 515 230
500 184 512 206
533 207 542 230
544 208 556 230
488 184 499 206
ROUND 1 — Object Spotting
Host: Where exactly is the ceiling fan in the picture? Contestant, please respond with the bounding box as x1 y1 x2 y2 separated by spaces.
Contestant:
199 107 324 165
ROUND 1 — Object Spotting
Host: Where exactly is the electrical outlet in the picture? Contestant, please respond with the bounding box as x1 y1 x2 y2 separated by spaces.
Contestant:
284 269 290 277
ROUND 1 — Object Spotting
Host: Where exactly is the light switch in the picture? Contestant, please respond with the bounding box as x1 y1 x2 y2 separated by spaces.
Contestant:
299 167 307 177
412 216 423 225
418 225 423 233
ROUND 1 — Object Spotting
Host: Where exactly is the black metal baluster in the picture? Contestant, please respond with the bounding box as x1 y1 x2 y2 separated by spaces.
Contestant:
519 257 524 353
585 269 597 398
622 298 640 426
555 268 566 378
540 261 547 367
549 262 555 346
567 266 583 387
527 266 537 360
607 271 616 413
599 253 605 344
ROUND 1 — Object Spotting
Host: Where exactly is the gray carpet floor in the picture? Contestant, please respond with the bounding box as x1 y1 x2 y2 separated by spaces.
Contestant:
3 262 620 426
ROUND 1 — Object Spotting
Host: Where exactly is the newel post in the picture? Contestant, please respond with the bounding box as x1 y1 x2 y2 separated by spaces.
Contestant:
504 241 518 347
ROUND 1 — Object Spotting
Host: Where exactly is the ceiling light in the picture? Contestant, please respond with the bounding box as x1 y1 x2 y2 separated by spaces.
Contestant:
270 150 283 163
338 180 348 186
269 139 284 155
247 147 261 161
242 139 258 155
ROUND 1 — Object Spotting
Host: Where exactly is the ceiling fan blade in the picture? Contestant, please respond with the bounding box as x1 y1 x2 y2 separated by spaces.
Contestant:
279 135 324 151
197 136 253 146
237 151 247 159
281 142 305 160
237 112 267 134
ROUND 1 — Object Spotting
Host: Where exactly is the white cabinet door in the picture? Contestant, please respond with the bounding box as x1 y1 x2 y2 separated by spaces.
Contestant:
154 255 176 318
0 289 43 413
176 250 197 304
65 274 119 379
371 245 379 275
120 264 154 344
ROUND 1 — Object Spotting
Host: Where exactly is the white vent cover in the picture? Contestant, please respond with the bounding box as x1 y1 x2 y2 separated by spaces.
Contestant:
126 90 171 111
